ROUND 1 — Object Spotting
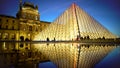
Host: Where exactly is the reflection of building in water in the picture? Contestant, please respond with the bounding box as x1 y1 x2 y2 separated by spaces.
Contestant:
34 43 118 68
0 0 119 68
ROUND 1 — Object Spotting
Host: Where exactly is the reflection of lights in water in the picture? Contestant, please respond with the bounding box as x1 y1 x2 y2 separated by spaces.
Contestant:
33 34 118 68
33 39 119 68
3 42 6 50
33 42 78 68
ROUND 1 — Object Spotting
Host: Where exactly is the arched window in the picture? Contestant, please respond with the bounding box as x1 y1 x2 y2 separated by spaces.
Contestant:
4 33 8 39
11 34 15 39
20 44 23 48
20 36 24 41
20 36 24 48
25 38 30 41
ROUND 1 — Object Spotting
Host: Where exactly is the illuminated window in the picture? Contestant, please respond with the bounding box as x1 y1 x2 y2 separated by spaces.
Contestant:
35 16 38 20
4 33 8 39
11 34 15 39
28 34 30 36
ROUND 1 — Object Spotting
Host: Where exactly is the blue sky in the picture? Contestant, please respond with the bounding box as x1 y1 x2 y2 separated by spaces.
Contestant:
0 0 120 37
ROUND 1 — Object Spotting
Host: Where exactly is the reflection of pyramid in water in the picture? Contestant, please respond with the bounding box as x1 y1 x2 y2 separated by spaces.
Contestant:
34 3 116 41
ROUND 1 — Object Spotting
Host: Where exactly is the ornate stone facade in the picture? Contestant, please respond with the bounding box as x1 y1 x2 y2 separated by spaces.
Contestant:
0 2 50 50
0 1 50 67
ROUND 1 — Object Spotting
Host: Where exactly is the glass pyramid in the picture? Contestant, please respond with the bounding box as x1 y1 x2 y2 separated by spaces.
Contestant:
34 3 117 41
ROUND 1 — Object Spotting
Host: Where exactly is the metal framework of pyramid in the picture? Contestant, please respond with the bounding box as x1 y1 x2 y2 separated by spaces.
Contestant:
34 3 116 41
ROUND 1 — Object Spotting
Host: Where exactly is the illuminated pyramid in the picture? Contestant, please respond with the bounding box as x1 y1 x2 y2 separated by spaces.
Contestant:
33 3 118 68
34 3 116 41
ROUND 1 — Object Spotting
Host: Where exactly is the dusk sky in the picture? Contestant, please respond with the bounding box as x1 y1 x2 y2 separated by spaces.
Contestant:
0 0 120 37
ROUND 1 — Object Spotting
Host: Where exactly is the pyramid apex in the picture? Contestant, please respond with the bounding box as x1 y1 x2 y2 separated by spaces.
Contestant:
70 3 78 10
71 2 77 7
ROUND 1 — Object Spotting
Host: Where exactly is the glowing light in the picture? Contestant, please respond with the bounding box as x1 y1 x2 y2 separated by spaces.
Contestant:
33 3 118 68
34 3 116 41
3 42 6 50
